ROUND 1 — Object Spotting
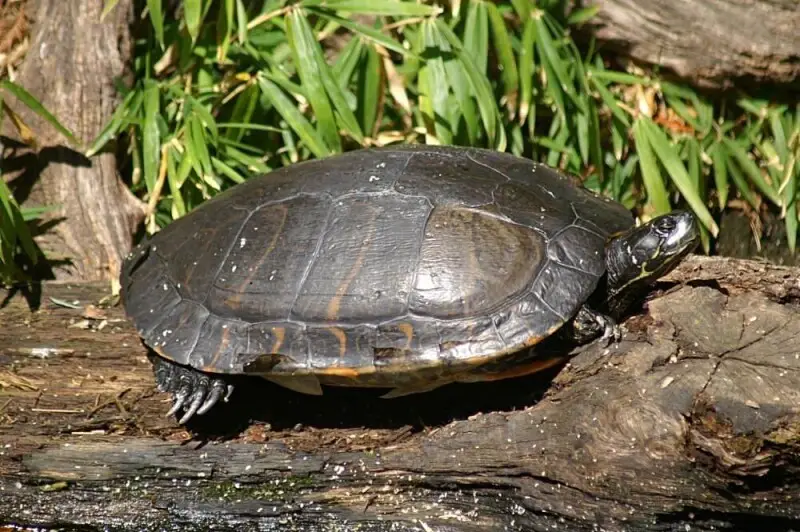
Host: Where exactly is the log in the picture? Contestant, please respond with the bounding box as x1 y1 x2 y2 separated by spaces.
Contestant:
1 0 145 282
577 0 800 89
2 256 800 531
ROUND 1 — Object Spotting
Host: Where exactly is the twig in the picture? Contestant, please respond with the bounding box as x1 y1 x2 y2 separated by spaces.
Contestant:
30 408 85 414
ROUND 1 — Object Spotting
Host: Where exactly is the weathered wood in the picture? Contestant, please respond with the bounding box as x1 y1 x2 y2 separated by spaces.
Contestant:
2 0 145 281
2 256 800 531
577 0 800 89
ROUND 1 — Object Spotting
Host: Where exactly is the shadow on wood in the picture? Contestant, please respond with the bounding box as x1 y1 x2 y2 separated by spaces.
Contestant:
1 256 800 531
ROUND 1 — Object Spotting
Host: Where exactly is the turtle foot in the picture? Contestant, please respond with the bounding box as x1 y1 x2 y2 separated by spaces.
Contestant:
564 305 621 347
598 316 622 347
149 353 234 424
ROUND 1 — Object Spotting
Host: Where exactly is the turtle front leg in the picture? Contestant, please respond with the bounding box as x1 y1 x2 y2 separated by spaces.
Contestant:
561 305 621 346
149 353 234 424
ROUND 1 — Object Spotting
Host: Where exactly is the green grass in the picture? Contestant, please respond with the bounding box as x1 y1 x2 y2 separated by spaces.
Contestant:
2 0 798 285
0 80 75 285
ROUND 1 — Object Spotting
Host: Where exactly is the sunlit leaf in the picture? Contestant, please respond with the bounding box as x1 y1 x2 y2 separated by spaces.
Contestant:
709 143 730 209
486 2 519 115
0 80 78 145
303 0 440 16
257 75 330 158
286 7 342 152
632 119 671 215
418 20 451 144
308 7 414 57
566 5 600 25
640 117 718 235
185 0 203 42
146 0 165 48
463 0 488 74
142 80 161 192
722 136 782 207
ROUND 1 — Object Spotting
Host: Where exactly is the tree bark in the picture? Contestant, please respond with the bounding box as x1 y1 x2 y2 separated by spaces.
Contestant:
2 0 145 282
2 256 800 530
576 0 800 89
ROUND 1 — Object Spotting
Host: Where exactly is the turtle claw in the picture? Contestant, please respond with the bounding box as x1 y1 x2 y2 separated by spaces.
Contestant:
166 390 188 417
179 379 208 424
149 353 234 423
197 381 232 416
597 315 621 346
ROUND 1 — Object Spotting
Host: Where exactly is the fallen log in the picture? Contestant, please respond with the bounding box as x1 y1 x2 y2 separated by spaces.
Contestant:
576 0 800 90
1 256 800 531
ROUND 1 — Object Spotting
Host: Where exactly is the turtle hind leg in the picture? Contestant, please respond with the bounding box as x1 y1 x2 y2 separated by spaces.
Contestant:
560 305 620 346
148 353 234 424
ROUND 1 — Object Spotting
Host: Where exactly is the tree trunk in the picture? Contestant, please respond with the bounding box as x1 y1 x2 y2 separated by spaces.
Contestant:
2 0 145 282
2 256 800 531
576 0 800 89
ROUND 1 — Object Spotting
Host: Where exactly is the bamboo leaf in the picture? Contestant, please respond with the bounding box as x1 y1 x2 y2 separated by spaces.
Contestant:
518 18 536 125
257 75 330 159
224 84 260 142
567 5 600 25
187 113 213 180
101 0 122 20
236 0 248 43
486 2 519 115
332 37 364 86
435 18 506 150
142 80 161 192
357 44 382 138
294 8 364 143
166 146 187 218
632 119 671 215
709 143 730 209
727 157 759 210
146 0 165 48
0 80 78 145
87 90 141 157
533 14 583 113
418 20 452 144
212 156 246 183
308 7 414 57
640 118 719 235
441 40 479 145
587 67 648 86
463 0 488 74
222 144 272 173
721 136 782 207
184 0 203 42
587 101 604 182
304 0 440 16
286 7 342 152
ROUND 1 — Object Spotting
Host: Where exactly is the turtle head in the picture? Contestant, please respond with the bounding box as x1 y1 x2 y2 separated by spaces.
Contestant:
604 210 698 317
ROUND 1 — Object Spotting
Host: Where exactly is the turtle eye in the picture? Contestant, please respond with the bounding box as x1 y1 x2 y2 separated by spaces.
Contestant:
655 216 677 236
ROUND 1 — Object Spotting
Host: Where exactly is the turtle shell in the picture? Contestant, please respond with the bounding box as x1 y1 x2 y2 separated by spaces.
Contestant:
121 146 633 394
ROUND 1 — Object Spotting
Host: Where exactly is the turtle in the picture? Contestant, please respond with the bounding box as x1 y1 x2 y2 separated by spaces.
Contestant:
120 145 698 424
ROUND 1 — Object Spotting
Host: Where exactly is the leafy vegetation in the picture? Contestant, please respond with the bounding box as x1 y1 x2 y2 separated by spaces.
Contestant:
2 0 798 285
0 80 75 285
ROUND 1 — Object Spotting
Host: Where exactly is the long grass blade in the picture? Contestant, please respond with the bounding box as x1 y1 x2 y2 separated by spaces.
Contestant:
435 18 505 150
721 136 782 207
0 80 78 145
486 2 519 116
632 119 671 215
257 75 330 158
463 0 488 74
305 0 440 16
146 0 165 48
142 80 161 193
308 7 413 57
640 117 718 235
